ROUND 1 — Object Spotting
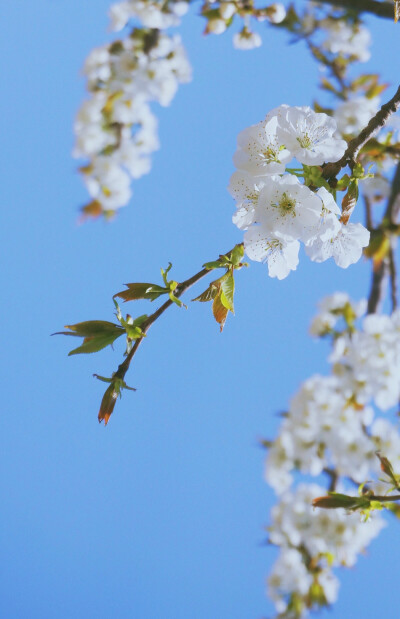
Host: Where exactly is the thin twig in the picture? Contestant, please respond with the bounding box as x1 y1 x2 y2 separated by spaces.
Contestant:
367 261 388 314
315 0 394 19
367 494 400 502
389 244 398 311
364 196 373 231
323 85 400 180
113 245 240 382
367 162 400 313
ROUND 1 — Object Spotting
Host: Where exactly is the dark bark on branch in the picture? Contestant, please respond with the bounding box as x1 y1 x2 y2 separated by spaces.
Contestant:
367 162 400 313
323 85 400 180
315 0 394 19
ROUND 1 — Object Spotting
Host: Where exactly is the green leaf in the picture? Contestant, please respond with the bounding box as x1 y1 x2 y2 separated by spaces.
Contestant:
376 452 400 490
68 331 123 355
220 272 235 312
57 320 123 338
114 283 168 302
191 283 219 302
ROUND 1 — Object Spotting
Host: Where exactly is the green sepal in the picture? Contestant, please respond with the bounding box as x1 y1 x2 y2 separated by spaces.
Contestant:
303 165 331 190
230 244 244 266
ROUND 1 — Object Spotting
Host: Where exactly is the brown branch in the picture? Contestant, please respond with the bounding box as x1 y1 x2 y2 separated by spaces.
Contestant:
314 0 395 19
323 85 400 180
364 196 373 231
367 162 400 313
368 494 400 502
367 260 388 314
389 244 398 311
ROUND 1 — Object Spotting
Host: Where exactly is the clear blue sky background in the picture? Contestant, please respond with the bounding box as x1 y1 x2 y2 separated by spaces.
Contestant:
1 2 399 618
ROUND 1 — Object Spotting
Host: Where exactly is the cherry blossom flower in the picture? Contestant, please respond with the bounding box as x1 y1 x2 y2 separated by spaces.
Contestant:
244 227 300 279
276 106 347 165
233 116 291 176
255 174 323 242
305 222 370 268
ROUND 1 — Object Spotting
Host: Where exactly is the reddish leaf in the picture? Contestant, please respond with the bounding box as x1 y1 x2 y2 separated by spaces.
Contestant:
98 383 118 426
212 293 229 332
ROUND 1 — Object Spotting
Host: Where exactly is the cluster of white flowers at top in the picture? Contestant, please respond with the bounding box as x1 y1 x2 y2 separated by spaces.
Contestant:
265 293 400 614
229 105 370 279
205 2 286 50
74 3 191 214
267 484 385 615
321 18 371 62
109 0 189 31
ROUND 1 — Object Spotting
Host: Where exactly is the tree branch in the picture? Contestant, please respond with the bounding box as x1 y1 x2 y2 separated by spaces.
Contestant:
314 0 395 19
323 85 400 180
113 245 240 383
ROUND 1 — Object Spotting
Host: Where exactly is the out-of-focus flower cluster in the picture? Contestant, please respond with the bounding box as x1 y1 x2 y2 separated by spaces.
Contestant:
265 292 400 616
229 105 371 279
74 1 191 217
202 1 286 49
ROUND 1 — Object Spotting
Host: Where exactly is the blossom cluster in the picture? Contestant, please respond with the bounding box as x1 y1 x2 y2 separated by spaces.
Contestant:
229 105 370 279
265 293 400 615
321 18 372 62
74 3 191 215
267 484 385 615
204 2 286 50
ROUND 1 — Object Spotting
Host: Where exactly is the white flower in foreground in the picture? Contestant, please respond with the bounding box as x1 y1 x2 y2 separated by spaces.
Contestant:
233 116 291 176
276 106 347 165
334 97 379 136
306 222 370 268
256 174 323 242
244 227 300 279
322 20 371 62
314 187 341 239
233 29 262 50
228 170 266 229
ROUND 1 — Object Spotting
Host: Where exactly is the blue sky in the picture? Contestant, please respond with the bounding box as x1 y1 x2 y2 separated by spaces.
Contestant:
1 2 400 618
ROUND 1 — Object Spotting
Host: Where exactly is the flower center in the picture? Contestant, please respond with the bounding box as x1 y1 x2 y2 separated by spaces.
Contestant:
262 146 279 163
278 192 297 214
296 132 313 149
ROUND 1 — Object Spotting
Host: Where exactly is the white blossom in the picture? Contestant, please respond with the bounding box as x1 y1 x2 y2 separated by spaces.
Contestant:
334 97 379 136
267 3 286 24
361 174 391 201
306 222 370 268
322 20 371 62
233 116 291 176
244 227 300 279
255 174 323 243
276 106 347 165
228 170 266 229
233 29 262 50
